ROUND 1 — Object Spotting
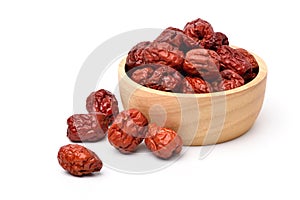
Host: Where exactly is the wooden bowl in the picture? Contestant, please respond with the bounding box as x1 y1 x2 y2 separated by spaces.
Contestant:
118 51 267 146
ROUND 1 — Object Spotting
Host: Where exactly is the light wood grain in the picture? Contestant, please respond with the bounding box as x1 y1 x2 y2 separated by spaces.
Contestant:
118 51 267 146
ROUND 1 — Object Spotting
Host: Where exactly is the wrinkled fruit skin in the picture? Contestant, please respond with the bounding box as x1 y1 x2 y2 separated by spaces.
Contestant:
145 123 183 159
183 18 215 49
129 64 183 93
236 48 259 70
236 48 259 83
67 114 109 142
126 18 260 93
108 109 148 154
129 65 155 85
57 144 102 176
86 89 119 124
211 32 229 51
214 69 245 91
217 45 252 76
183 48 221 80
143 42 184 71
182 76 212 94
154 27 201 52
126 41 151 71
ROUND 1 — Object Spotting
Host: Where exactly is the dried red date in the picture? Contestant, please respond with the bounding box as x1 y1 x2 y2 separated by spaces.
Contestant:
57 144 102 176
215 69 245 91
154 27 201 52
145 123 183 159
67 114 109 142
183 48 221 80
217 45 252 76
129 64 183 92
183 18 215 49
126 41 151 71
144 64 183 92
236 48 258 70
236 48 259 82
182 76 212 94
108 109 148 154
143 42 184 71
86 89 119 124
125 18 258 93
129 65 155 85
243 71 258 83
211 32 229 50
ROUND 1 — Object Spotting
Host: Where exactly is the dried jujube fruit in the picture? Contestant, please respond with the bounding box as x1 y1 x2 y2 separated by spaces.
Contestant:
143 42 184 71
214 69 245 91
236 48 259 71
129 64 183 93
125 41 151 71
129 65 155 85
144 64 183 92
217 45 252 76
125 18 260 93
108 108 148 154
183 18 215 49
154 27 201 52
243 71 258 84
211 32 229 51
236 48 259 83
57 144 102 176
183 48 221 80
67 114 109 142
86 89 119 124
182 76 212 94
145 123 183 160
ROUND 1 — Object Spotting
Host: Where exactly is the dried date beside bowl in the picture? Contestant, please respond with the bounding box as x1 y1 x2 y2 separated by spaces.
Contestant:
57 144 103 176
67 114 109 142
107 108 148 153
145 123 183 159
86 89 119 124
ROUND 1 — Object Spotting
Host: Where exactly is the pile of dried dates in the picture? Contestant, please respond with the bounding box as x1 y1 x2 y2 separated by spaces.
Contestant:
126 18 259 93
58 88 182 176
58 18 258 176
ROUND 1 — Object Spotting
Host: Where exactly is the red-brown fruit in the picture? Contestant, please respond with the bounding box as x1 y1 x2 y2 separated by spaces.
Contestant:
214 69 245 91
183 18 215 49
126 41 151 71
183 48 221 81
236 48 259 83
129 64 183 92
67 114 109 142
145 123 183 159
86 89 119 124
57 144 102 176
182 76 212 94
128 64 155 85
211 32 229 50
144 64 184 92
143 42 184 71
217 45 252 76
108 109 148 154
154 27 202 52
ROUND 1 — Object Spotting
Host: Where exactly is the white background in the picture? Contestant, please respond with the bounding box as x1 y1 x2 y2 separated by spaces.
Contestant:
1 0 299 199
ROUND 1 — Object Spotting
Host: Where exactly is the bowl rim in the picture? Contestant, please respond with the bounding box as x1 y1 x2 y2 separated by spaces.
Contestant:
118 48 267 98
